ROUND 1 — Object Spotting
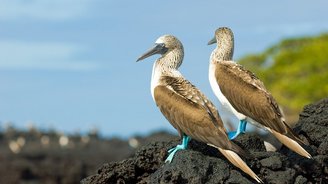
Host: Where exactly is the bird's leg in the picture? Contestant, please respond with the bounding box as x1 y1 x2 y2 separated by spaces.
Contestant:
165 135 191 163
228 119 247 140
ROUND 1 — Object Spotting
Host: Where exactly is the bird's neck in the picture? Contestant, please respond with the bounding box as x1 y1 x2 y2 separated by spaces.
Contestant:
211 41 234 62
151 49 183 100
153 49 184 77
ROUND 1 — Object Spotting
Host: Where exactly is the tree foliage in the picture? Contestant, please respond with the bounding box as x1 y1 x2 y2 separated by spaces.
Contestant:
238 33 328 121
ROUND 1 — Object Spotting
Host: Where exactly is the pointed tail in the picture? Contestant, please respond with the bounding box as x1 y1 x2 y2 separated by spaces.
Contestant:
209 144 263 183
270 129 312 159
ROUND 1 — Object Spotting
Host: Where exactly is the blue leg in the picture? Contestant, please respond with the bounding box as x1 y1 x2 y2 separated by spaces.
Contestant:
165 135 191 163
228 119 247 140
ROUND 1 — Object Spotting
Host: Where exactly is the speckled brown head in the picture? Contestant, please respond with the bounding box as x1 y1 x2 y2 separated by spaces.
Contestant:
208 27 234 61
137 35 183 61
156 35 183 53
137 35 184 68
208 27 234 45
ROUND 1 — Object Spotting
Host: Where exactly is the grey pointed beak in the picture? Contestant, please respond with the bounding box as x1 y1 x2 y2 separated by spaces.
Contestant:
207 37 217 45
136 43 166 62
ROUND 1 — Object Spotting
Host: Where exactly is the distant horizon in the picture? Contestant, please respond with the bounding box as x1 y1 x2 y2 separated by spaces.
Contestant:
0 120 178 139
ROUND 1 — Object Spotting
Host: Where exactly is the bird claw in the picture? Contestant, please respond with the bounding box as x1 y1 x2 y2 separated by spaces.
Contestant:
228 131 238 140
165 148 179 163
228 120 247 140
168 147 176 153
165 135 190 163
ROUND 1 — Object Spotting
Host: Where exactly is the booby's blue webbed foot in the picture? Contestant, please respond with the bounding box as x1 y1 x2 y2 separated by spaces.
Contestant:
228 119 247 140
165 135 191 163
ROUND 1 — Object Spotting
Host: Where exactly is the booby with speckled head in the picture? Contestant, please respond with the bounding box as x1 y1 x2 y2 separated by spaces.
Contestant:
137 35 262 183
208 27 311 159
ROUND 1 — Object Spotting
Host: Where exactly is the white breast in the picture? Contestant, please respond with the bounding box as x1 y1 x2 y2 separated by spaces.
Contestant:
151 62 161 101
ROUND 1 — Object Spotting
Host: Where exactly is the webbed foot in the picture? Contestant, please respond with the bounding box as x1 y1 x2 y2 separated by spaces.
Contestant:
165 135 191 163
228 119 247 140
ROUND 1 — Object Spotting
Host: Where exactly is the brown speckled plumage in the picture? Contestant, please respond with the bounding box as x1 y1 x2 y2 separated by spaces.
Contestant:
209 27 311 159
138 34 262 183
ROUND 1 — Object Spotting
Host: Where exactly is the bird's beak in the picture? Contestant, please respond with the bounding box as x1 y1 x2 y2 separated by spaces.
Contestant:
136 43 165 62
207 37 217 45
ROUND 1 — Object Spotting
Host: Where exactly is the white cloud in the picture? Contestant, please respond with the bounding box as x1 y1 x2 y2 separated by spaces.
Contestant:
0 41 99 71
0 0 91 21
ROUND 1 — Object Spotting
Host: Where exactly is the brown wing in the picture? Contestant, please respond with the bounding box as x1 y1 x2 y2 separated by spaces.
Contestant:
160 76 221 128
215 61 288 133
153 76 244 154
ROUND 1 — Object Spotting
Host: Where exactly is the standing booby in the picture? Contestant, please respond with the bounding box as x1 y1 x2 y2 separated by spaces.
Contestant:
137 35 262 183
208 27 311 158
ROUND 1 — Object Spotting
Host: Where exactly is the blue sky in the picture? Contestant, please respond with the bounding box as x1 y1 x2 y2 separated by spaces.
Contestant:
1 0 328 137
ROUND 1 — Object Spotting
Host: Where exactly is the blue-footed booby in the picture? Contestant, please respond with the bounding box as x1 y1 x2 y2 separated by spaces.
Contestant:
137 35 262 183
208 27 311 158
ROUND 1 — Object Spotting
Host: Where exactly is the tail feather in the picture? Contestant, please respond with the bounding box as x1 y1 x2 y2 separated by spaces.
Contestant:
229 141 254 160
209 144 263 183
284 122 306 145
270 129 312 159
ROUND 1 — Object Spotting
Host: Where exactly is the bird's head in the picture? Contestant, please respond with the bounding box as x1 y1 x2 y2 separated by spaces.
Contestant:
208 27 234 46
137 35 183 62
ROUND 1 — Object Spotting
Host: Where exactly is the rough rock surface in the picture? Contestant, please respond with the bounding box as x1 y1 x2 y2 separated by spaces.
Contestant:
81 98 328 184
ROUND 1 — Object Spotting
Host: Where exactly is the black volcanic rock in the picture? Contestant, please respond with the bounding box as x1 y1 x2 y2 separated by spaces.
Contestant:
81 98 328 184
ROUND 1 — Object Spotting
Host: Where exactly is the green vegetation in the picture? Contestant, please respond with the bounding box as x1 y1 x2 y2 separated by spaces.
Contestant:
238 33 328 121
